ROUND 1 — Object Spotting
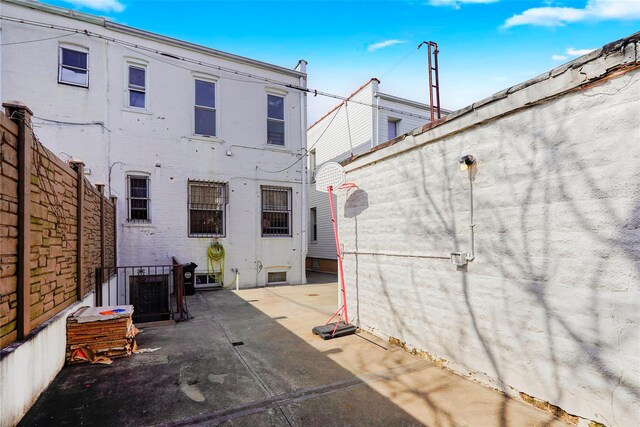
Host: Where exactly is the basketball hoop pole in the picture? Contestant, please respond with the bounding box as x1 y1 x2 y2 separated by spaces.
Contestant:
327 185 349 325
311 162 357 339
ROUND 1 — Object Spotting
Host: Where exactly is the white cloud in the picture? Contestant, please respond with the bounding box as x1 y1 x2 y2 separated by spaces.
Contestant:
368 39 406 52
552 54 568 60
428 0 498 9
502 0 640 28
567 47 596 56
62 0 125 13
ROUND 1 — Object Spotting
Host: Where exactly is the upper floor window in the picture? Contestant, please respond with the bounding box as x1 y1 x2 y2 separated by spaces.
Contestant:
188 180 226 237
388 118 399 140
267 94 285 146
309 148 316 182
127 175 150 222
128 65 146 108
58 47 89 87
194 79 216 137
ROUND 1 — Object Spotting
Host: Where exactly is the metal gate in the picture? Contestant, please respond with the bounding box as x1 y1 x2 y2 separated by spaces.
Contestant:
96 265 174 323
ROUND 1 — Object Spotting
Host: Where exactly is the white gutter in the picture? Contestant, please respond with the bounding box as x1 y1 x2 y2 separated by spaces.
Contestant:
296 60 308 284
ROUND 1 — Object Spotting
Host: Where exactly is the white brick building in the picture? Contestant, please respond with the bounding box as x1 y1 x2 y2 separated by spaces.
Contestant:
306 78 444 272
0 0 308 287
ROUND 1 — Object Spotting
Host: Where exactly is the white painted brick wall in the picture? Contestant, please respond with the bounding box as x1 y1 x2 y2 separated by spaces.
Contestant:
339 41 640 426
1 1 308 287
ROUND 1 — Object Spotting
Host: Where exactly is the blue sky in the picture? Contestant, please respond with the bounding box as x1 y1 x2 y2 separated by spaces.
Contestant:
44 0 640 123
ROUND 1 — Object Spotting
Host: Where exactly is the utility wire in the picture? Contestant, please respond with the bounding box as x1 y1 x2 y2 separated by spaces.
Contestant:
256 103 344 174
0 15 433 121
34 115 111 132
1 32 74 45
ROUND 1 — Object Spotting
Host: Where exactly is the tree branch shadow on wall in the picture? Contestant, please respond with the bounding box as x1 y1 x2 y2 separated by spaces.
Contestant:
343 80 640 426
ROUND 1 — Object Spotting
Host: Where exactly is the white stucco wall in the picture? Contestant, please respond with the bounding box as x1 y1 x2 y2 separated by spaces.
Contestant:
339 36 640 426
1 1 308 286
0 292 95 427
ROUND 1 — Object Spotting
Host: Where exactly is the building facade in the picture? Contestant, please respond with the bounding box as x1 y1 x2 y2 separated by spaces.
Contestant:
306 78 441 272
0 0 308 287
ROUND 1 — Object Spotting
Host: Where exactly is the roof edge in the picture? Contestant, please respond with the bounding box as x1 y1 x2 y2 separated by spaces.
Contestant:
307 78 380 131
4 0 305 79
341 31 640 170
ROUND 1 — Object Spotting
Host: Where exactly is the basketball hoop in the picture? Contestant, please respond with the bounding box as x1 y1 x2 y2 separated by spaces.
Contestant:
312 162 357 340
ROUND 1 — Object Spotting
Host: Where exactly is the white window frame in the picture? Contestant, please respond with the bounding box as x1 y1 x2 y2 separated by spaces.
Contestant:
126 174 151 223
193 76 218 138
58 45 89 87
188 180 227 237
261 186 292 237
125 60 148 110
266 93 286 146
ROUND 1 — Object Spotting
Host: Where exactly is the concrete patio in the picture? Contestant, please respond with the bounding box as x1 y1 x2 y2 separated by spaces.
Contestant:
19 274 568 426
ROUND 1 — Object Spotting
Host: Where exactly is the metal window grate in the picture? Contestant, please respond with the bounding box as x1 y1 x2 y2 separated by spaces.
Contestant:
262 186 291 236
127 175 150 222
189 180 226 237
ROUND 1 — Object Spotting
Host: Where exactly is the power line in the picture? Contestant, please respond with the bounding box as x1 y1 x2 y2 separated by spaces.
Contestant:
1 32 74 45
0 15 433 122
257 103 345 174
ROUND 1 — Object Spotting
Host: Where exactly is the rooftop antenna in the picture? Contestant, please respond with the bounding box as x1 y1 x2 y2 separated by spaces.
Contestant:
418 41 441 121
312 162 357 340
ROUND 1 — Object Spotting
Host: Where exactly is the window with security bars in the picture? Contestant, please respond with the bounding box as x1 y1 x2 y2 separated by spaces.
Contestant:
127 175 150 222
261 186 291 236
188 181 226 237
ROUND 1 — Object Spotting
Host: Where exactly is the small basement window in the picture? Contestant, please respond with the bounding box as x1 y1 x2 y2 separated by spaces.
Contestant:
196 274 218 286
267 272 287 284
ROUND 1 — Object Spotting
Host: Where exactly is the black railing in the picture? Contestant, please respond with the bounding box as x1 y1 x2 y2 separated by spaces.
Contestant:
96 265 174 323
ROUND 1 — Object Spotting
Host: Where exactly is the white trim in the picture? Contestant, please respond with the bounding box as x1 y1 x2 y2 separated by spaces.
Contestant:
124 57 149 111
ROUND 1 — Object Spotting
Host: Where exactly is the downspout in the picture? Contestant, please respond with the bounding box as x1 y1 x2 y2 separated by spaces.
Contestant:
297 60 308 284
466 167 475 262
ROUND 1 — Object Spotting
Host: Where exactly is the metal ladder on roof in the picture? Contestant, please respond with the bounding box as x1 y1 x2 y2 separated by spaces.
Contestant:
418 41 442 122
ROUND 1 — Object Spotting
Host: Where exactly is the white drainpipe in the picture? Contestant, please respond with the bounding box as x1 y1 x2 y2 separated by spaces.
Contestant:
297 60 308 284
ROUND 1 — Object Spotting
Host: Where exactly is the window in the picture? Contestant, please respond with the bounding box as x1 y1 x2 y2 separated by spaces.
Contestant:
188 180 226 237
196 274 219 286
268 271 287 284
388 119 399 140
309 149 316 181
267 94 285 146
194 79 216 136
310 207 317 242
128 65 146 108
127 175 150 222
262 186 291 236
58 47 88 87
